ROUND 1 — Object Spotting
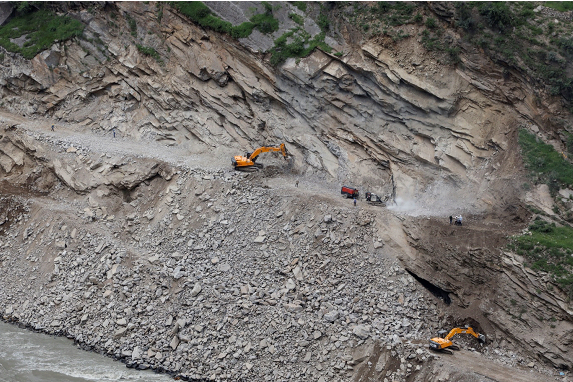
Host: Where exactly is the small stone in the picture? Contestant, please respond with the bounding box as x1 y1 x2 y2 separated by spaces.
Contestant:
114 327 127 338
170 336 180 350
218 263 230 272
190 282 202 297
324 310 339 322
132 346 142 359
527 362 535 368
293 266 303 281
352 324 371 339
116 318 127 326
285 303 303 312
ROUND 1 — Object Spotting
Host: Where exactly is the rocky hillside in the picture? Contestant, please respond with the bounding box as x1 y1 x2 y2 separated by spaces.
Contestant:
0 2 572 381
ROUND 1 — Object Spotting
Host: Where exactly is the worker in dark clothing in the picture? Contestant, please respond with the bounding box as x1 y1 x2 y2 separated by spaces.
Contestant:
449 216 453 225
353 198 357 207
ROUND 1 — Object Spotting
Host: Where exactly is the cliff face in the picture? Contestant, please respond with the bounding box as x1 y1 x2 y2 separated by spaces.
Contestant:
0 1 572 380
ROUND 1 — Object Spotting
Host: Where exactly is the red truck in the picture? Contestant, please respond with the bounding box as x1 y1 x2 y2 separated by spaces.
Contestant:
341 186 359 199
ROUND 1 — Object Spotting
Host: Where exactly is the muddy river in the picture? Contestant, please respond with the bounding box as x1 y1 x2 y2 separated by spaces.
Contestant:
0 321 173 382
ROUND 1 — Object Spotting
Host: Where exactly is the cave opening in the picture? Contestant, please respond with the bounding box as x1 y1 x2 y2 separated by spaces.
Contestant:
406 270 451 305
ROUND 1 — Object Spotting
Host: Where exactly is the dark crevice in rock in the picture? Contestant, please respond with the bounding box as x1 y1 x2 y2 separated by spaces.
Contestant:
406 269 451 305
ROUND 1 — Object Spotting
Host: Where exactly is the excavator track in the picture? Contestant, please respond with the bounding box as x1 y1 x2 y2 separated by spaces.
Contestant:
234 163 263 172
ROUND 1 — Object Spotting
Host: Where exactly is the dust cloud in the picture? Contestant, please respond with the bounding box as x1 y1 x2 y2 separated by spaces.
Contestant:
388 178 481 217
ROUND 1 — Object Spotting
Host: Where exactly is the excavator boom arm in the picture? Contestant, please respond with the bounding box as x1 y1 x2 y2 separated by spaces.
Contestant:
444 327 480 341
248 144 288 161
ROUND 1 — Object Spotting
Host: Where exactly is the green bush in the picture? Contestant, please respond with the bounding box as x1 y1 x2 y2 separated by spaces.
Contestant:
289 13 304 25
269 29 331 66
317 14 329 32
374 2 391 14
0 9 84 59
530 217 555 233
136 44 162 63
456 2 477 31
479 2 515 31
126 14 137 37
251 13 279 34
425 17 437 29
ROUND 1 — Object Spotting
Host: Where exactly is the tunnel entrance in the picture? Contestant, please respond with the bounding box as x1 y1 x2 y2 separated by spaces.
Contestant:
406 269 451 305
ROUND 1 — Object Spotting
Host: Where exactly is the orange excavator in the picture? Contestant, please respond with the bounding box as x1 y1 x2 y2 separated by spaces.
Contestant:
429 326 486 354
232 143 290 170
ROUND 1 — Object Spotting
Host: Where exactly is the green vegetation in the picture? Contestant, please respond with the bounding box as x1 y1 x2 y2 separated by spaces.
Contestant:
337 2 573 108
157 2 164 23
508 217 573 297
269 28 331 66
289 13 304 26
290 2 307 13
0 8 84 59
136 44 162 63
454 2 573 109
171 1 278 39
317 13 329 32
518 129 573 192
126 13 137 37
425 17 437 29
171 2 332 66
544 2 573 12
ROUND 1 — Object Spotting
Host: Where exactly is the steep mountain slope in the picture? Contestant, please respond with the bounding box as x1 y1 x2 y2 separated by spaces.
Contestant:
0 2 572 381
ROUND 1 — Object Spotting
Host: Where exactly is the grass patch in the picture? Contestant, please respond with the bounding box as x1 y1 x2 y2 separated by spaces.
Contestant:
171 1 278 39
519 129 573 191
0 9 84 59
544 2 573 12
136 44 163 63
509 217 573 298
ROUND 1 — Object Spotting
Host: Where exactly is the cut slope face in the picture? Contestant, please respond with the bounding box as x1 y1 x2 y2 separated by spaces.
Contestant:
0 1 571 380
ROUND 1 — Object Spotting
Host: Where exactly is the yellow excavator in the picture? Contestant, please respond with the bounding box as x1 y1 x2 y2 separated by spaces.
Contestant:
232 143 290 171
429 326 486 354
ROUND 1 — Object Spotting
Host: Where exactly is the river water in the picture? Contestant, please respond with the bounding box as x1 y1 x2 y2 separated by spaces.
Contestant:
0 321 174 382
